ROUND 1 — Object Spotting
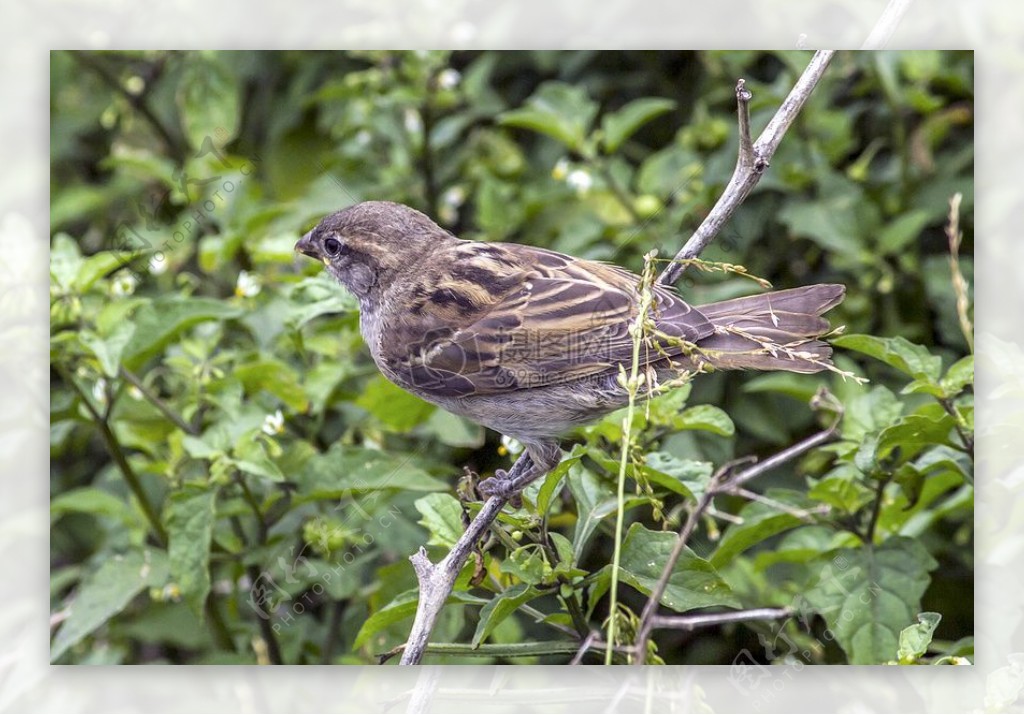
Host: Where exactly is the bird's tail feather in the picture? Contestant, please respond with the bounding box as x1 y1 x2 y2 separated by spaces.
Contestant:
695 284 845 373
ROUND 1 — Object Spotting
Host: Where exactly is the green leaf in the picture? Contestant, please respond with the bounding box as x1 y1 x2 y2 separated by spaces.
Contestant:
415 493 465 547
122 297 244 369
177 52 240 151
50 487 146 532
472 584 541 647
877 414 957 461
618 523 739 612
901 378 948 398
165 484 217 618
898 611 942 663
601 97 675 153
50 233 85 290
51 549 167 661
232 438 286 483
353 590 419 649
567 460 614 558
842 386 904 442
676 404 735 436
877 210 931 254
49 235 123 292
777 194 878 258
808 473 874 514
941 355 974 395
834 334 943 381
710 489 816 568
498 81 599 151
356 376 436 431
76 251 128 292
286 274 358 328
536 446 584 518
642 452 712 500
801 537 938 664
421 410 485 449
182 434 221 459
294 445 447 501
744 372 821 402
235 358 310 412
79 321 136 378
501 546 550 586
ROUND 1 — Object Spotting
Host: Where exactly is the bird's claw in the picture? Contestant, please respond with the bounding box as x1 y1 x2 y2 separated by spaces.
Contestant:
478 469 522 508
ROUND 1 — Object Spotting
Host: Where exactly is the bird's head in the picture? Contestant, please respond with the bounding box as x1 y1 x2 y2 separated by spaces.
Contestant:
295 201 450 299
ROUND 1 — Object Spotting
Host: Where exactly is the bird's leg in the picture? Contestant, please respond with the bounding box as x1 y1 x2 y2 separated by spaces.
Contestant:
478 441 562 503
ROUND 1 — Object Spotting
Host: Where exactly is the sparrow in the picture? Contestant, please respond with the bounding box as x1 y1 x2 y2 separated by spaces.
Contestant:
296 201 844 498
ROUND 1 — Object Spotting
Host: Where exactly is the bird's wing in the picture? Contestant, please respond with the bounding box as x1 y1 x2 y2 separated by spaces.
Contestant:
378 242 715 397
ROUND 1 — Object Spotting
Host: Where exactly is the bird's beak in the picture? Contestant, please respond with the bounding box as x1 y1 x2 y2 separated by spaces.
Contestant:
295 230 320 260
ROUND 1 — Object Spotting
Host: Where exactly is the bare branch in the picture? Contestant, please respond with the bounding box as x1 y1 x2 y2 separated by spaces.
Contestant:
570 631 600 665
651 606 794 632
399 484 513 665
657 50 836 287
631 389 842 664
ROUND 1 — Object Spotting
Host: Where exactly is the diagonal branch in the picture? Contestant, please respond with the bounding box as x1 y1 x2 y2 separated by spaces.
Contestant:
631 390 842 664
399 485 513 665
657 50 836 287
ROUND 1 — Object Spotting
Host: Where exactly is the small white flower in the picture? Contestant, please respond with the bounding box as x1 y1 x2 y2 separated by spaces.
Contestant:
149 253 168 275
235 270 262 298
110 272 137 297
443 185 467 207
437 68 461 90
404 108 423 136
355 129 372 146
439 185 467 224
566 169 593 196
261 410 284 436
501 434 524 456
551 157 570 181
92 378 108 405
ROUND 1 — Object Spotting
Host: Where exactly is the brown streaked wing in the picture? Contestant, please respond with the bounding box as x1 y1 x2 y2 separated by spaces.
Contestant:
382 243 714 397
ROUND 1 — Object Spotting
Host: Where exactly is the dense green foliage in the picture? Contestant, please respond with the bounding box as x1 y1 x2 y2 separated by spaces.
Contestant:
50 50 973 664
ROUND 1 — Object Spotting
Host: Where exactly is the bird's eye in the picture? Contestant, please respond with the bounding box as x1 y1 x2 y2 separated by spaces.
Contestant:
324 237 343 257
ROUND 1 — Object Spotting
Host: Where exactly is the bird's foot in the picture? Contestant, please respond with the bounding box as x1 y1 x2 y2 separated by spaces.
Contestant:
478 469 523 508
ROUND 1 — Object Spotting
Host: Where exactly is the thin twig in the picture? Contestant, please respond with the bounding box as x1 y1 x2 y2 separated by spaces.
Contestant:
729 487 831 522
120 367 197 435
720 414 841 493
56 364 168 547
570 631 600 665
650 606 794 631
658 50 837 287
72 51 188 161
863 474 892 546
631 393 841 664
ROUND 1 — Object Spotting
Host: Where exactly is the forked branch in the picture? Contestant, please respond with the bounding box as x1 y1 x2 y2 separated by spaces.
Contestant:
658 50 836 287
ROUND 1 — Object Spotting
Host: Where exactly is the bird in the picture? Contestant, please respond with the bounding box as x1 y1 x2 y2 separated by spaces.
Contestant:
295 200 845 498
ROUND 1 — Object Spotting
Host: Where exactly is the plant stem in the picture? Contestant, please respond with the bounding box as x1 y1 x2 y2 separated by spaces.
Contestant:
73 51 188 162
606 251 658 664
120 367 197 435
57 364 168 547
864 475 892 546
